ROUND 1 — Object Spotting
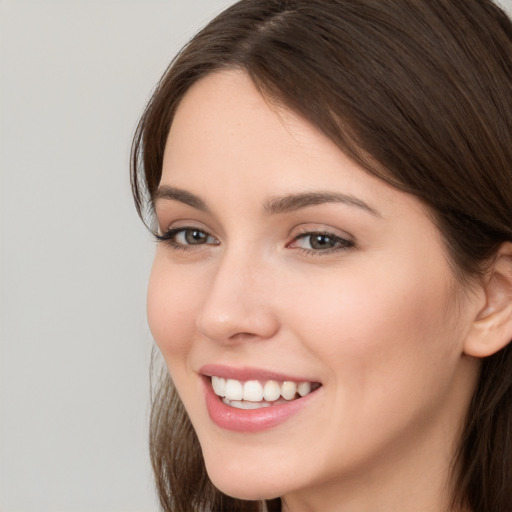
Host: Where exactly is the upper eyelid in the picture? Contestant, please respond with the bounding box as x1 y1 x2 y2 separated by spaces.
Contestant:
157 220 213 235
291 224 354 241
293 230 349 240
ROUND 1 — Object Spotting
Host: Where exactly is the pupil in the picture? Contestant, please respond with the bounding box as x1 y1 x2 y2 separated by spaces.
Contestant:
311 234 334 250
186 230 207 244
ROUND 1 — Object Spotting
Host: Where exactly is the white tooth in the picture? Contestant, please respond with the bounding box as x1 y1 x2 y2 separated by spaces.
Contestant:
211 376 226 397
281 381 297 400
297 381 312 397
223 399 272 410
263 380 281 401
224 379 243 400
243 380 264 402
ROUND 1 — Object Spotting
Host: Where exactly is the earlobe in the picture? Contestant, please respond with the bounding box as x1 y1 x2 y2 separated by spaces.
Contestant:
464 243 512 358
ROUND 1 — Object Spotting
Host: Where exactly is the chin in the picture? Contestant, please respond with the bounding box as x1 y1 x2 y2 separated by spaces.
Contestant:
203 454 287 501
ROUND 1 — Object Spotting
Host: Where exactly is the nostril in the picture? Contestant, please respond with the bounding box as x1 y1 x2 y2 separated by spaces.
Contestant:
229 331 261 341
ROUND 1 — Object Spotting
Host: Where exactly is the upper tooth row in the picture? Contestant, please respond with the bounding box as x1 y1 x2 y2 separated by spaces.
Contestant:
211 376 312 402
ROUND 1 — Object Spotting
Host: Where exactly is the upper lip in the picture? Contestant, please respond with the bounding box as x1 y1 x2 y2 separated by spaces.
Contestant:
199 364 320 383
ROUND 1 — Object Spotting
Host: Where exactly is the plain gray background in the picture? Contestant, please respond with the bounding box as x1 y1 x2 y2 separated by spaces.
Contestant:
1 1 512 511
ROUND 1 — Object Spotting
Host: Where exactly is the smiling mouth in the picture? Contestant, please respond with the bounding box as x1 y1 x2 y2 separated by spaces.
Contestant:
210 376 322 410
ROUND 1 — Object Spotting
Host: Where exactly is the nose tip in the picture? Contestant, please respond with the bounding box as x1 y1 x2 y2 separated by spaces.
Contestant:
196 306 279 344
195 261 280 344
196 297 278 343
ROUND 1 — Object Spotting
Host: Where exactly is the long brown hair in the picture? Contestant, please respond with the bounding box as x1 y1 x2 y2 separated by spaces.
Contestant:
131 1 512 510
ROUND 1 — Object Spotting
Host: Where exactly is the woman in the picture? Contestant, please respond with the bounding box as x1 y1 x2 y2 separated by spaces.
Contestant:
131 1 512 511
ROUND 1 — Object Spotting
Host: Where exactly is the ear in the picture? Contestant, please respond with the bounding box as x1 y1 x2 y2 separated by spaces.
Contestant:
464 242 512 358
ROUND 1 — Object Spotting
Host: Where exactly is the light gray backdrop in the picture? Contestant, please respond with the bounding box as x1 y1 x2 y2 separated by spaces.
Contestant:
1 1 511 511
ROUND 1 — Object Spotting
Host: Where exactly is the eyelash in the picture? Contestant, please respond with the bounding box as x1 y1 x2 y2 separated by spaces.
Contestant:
155 227 219 251
155 227 355 255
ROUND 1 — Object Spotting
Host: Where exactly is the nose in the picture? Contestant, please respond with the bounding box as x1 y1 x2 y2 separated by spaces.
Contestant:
195 250 280 344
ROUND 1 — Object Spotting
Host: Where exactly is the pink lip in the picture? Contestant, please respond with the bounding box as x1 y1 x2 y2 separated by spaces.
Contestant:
200 368 321 433
199 363 318 383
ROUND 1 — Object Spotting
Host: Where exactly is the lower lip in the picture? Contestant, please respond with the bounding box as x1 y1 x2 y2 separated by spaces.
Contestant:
202 376 319 433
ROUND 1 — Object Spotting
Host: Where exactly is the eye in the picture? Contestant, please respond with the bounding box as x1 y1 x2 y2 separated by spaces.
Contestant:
289 231 354 253
156 227 219 248
175 228 214 245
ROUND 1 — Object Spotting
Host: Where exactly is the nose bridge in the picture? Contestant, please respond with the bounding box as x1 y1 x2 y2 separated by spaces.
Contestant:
195 243 279 343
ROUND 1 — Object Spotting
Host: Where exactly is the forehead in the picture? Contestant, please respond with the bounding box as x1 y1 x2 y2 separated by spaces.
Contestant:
165 70 324 164
164 71 373 193
160 70 424 222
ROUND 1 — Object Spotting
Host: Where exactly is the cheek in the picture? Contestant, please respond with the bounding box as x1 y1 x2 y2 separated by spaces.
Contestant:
146 256 200 362
287 256 460 392
276 258 467 468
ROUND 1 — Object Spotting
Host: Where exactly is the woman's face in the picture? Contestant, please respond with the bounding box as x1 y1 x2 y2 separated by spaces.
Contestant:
148 71 481 509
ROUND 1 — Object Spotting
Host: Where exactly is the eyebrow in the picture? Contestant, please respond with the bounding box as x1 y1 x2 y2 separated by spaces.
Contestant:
152 185 208 211
153 186 381 217
263 191 381 217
